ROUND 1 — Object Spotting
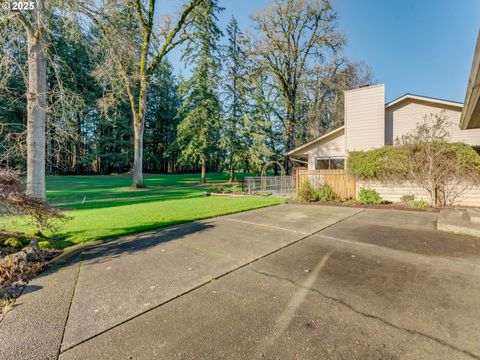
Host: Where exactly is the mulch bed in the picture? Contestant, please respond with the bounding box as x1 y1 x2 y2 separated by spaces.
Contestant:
0 241 61 320
287 199 441 213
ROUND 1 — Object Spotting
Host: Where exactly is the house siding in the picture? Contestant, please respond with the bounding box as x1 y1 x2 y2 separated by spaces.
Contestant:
345 84 385 152
386 101 480 146
358 180 480 207
307 133 346 170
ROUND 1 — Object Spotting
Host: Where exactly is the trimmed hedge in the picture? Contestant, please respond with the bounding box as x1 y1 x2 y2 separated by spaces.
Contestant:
347 143 480 180
347 146 407 179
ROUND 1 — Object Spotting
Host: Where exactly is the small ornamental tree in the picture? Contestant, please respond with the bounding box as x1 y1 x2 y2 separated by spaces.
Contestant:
348 112 480 206
0 169 64 235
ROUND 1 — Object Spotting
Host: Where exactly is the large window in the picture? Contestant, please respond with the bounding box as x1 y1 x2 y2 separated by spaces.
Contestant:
315 157 345 170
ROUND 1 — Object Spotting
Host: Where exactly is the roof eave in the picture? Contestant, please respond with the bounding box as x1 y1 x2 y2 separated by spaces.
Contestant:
460 31 480 129
385 94 463 110
287 126 345 156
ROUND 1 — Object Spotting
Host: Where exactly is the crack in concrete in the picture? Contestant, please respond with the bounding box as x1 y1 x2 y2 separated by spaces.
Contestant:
252 268 480 360
59 210 365 356
57 254 84 359
224 218 305 234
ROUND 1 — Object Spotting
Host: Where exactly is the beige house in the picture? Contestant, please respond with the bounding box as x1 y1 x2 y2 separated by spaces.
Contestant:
289 84 480 171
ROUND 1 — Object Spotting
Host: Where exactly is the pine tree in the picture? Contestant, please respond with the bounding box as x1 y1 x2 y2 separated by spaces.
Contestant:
221 16 251 181
144 61 180 173
176 0 223 183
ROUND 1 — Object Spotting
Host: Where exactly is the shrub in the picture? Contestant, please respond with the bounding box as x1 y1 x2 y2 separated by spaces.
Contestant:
0 169 66 230
317 184 339 201
348 146 408 179
210 185 224 193
297 181 318 202
348 113 480 206
407 199 430 208
3 238 23 249
358 188 383 205
400 194 415 204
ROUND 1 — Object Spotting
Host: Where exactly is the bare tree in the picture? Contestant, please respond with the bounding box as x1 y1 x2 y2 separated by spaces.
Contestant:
252 0 344 172
77 0 203 188
1 1 48 199
1 5 86 188
396 111 480 206
303 58 372 140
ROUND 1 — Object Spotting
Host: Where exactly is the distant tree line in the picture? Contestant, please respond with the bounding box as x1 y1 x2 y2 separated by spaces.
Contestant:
0 0 372 198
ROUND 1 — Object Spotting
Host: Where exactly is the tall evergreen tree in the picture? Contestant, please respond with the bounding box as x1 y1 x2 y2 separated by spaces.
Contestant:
176 0 223 183
221 16 250 181
144 61 180 173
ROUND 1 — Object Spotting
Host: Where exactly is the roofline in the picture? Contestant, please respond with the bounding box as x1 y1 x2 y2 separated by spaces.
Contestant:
460 30 480 129
344 83 384 94
385 93 463 109
287 126 345 156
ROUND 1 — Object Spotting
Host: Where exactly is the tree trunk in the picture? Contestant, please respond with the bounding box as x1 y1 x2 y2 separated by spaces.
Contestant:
132 116 145 188
26 0 47 200
228 153 234 182
285 99 295 175
201 158 207 184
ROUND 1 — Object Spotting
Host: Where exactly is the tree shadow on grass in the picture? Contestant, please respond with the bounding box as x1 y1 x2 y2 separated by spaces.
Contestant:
52 186 206 211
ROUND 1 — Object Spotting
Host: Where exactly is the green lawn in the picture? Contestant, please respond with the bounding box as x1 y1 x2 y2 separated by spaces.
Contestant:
0 173 285 248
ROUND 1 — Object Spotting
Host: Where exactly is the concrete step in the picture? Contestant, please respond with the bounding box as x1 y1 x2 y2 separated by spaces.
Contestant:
437 209 480 237
466 208 480 224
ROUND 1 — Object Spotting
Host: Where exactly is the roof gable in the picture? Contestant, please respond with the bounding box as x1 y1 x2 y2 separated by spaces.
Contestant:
385 94 463 110
288 126 345 157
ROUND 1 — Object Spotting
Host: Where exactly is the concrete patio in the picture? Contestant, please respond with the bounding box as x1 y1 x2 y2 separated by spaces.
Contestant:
1 204 479 359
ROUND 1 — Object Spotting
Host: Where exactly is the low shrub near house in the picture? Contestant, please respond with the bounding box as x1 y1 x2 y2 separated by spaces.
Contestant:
407 199 430 208
347 146 407 179
347 113 480 206
400 194 415 204
317 184 339 201
358 188 383 205
297 181 318 202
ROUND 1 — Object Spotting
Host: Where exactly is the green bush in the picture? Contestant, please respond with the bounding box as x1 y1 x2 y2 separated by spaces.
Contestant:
3 238 24 249
297 181 318 202
210 185 224 193
347 146 408 179
407 199 430 208
317 184 339 201
348 143 480 179
358 188 383 205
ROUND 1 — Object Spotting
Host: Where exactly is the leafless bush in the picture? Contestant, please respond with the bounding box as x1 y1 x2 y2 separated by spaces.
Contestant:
0 168 66 230
395 112 480 206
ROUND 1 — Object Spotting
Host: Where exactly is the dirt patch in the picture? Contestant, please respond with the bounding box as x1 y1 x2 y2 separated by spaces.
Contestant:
287 199 440 212
197 181 241 187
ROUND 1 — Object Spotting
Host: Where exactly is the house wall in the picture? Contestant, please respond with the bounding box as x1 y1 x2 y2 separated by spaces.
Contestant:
385 101 480 146
307 133 346 170
358 180 480 207
345 84 385 152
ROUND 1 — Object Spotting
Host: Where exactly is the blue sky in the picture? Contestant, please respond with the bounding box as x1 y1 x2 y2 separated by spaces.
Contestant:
162 0 479 103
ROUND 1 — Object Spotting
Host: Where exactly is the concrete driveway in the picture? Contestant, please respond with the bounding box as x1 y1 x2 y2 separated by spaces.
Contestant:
1 204 479 359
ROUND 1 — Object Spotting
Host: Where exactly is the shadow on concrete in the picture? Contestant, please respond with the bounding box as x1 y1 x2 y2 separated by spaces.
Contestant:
37 221 214 278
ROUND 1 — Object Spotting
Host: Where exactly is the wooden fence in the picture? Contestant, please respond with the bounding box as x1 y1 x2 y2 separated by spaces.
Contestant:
295 169 357 200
